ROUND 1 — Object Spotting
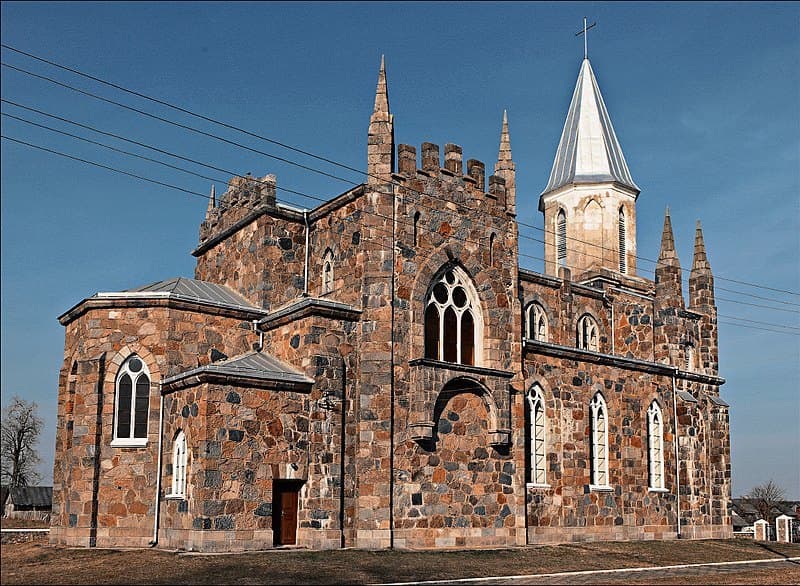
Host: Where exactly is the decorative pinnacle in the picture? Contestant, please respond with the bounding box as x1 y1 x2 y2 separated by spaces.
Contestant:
658 207 680 265
207 184 216 211
371 54 390 120
692 220 712 271
496 110 514 169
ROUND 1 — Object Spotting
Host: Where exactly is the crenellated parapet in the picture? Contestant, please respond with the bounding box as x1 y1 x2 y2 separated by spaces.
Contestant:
395 141 511 214
198 173 278 244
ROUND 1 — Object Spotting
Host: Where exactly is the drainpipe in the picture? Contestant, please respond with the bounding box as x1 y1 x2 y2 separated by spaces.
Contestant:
672 370 681 539
151 388 165 546
303 209 310 296
389 181 397 549
339 360 347 549
252 320 264 352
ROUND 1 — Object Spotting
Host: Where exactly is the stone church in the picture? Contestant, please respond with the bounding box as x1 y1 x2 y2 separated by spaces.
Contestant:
51 55 731 551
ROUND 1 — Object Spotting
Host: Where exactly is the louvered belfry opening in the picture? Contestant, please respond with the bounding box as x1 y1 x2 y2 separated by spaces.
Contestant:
557 210 567 268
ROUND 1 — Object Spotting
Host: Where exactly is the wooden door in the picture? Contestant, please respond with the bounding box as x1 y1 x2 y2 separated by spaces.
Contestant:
274 481 299 546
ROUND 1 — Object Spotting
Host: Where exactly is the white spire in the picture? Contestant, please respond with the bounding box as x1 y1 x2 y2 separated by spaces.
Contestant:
540 59 639 202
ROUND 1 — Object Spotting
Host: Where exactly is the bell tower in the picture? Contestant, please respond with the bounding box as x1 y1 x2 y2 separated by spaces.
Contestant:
540 58 639 278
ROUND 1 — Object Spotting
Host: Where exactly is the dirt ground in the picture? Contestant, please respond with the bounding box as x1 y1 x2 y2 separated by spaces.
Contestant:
1 538 798 585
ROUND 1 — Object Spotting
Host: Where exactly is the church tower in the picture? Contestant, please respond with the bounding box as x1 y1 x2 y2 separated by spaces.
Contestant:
540 58 639 278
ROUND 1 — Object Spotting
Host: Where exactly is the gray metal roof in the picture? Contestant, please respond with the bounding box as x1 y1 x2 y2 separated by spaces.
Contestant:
126 277 259 310
7 486 53 508
541 59 639 198
162 351 313 387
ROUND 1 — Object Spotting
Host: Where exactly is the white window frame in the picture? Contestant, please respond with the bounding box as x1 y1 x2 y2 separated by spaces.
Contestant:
168 430 188 498
684 344 695 372
526 302 549 342
556 209 567 268
425 266 483 366
527 385 548 486
590 393 611 490
111 355 150 448
577 314 600 352
647 401 666 491
322 249 334 295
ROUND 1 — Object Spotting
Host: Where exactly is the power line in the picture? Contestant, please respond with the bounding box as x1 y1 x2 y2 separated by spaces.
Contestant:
717 314 800 331
3 117 797 318
718 321 800 336
3 45 798 298
716 297 799 314
5 131 798 332
1 135 213 201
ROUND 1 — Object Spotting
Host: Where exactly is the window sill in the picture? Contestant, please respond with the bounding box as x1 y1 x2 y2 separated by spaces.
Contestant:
526 483 551 489
648 487 670 493
590 484 614 492
165 494 186 500
110 438 149 448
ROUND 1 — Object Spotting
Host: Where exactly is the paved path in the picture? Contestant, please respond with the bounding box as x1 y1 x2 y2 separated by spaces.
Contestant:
380 557 800 585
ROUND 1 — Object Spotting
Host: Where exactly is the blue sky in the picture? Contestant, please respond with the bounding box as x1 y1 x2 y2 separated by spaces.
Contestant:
1 2 798 498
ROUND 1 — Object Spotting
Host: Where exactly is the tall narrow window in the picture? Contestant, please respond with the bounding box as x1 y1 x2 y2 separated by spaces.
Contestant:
489 233 497 267
322 249 334 295
526 303 548 341
413 211 421 246
171 431 188 497
557 210 567 268
684 344 695 371
618 207 627 274
66 361 77 450
113 355 150 446
590 393 609 487
527 385 547 485
424 267 481 366
577 315 599 352
647 401 665 490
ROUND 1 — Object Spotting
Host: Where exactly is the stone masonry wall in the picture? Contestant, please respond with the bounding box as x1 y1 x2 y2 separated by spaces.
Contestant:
51 305 253 548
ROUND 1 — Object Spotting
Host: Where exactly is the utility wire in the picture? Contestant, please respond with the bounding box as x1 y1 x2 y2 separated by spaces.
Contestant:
4 54 798 299
3 48 798 298
3 110 797 317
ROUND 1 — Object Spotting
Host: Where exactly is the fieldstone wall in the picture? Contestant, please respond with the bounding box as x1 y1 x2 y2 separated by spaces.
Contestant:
51 305 254 548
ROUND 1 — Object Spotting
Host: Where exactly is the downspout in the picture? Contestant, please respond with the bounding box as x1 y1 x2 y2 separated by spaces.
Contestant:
672 370 681 539
151 388 165 546
339 360 347 549
252 320 264 352
303 209 310 296
389 181 397 549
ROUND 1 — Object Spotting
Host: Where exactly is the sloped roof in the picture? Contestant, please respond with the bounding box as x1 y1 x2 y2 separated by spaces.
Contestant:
8 486 52 508
125 277 259 310
162 351 313 391
541 58 639 201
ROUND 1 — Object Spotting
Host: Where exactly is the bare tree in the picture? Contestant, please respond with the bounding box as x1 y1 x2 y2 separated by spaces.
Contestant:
1 396 43 487
745 479 786 524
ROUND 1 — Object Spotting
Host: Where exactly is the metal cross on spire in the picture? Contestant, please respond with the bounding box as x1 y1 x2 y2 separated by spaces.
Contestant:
575 17 597 60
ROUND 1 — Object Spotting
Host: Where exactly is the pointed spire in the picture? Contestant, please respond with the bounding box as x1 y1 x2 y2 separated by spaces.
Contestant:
367 55 394 185
540 59 639 203
658 207 679 266
495 110 516 214
371 54 390 123
691 220 711 272
497 110 513 165
655 207 684 308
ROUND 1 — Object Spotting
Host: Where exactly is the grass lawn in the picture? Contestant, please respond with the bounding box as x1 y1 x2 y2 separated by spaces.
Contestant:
1 538 798 585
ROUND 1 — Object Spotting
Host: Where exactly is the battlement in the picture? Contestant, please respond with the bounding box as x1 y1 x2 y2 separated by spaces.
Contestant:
397 142 509 210
199 173 278 244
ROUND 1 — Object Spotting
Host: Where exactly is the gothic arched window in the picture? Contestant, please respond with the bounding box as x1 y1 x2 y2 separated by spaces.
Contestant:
322 249 334 295
113 355 150 446
619 206 627 274
424 267 481 366
527 385 547 485
526 303 548 342
647 401 665 490
557 209 567 268
577 314 599 352
590 393 609 487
